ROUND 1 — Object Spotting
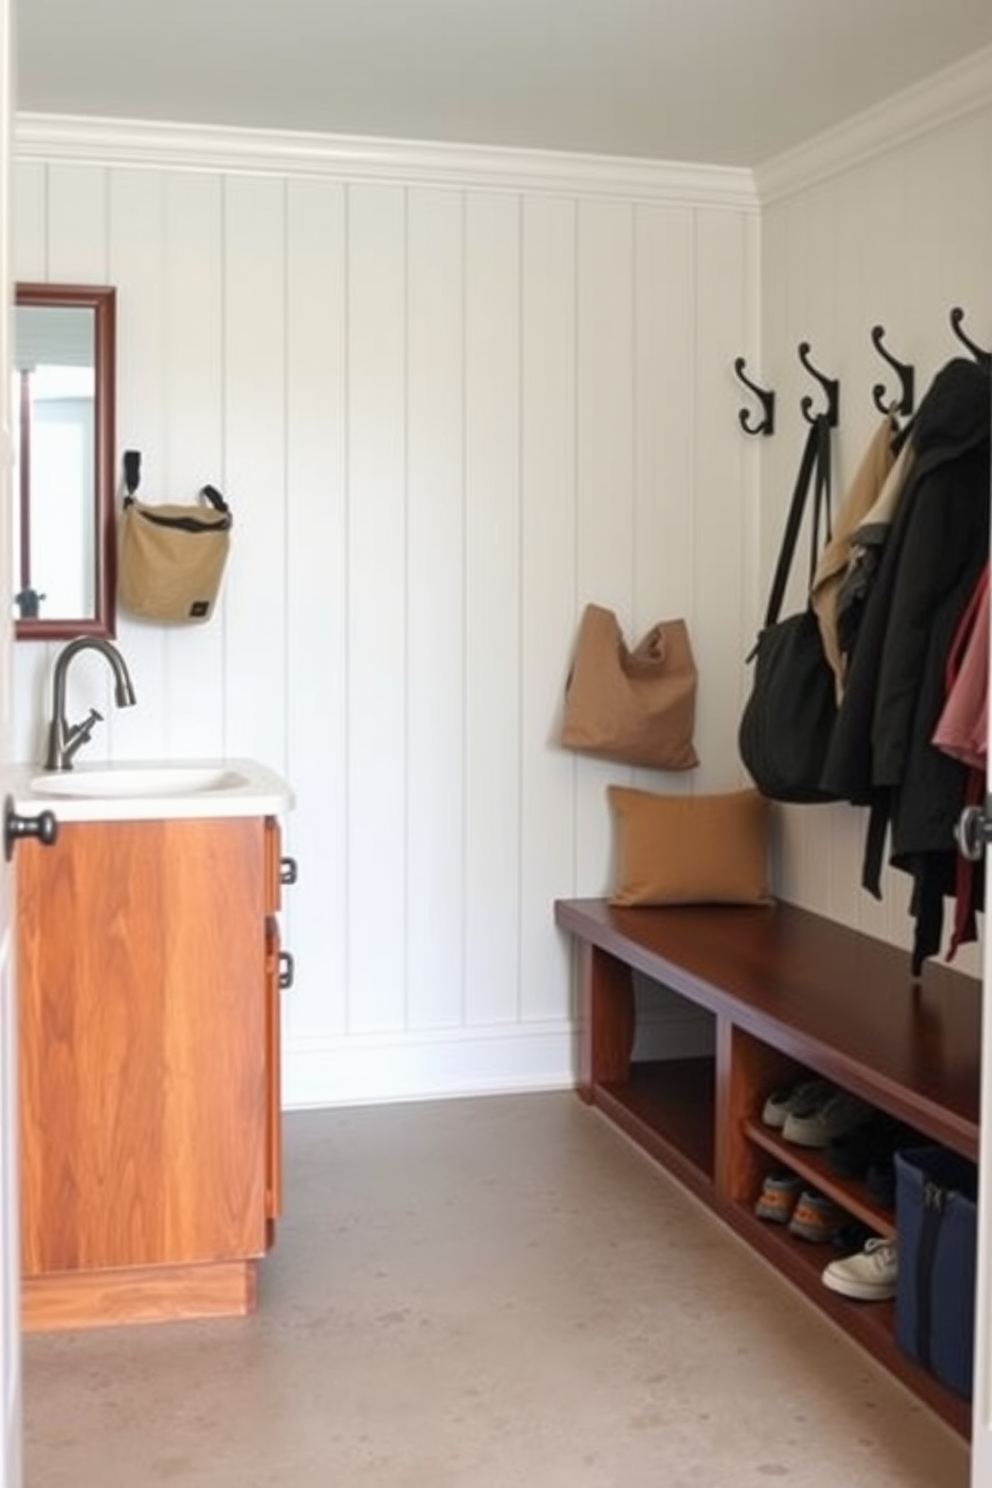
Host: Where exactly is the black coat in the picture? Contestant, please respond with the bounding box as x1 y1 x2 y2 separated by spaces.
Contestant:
820 356 991 971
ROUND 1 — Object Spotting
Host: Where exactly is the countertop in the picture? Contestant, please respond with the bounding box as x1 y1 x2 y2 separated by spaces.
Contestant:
7 757 294 823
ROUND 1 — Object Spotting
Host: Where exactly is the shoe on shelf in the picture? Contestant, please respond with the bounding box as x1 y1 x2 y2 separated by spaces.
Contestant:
824 1117 881 1178
787 1190 847 1243
830 1219 875 1253
826 1112 918 1179
865 1156 896 1209
754 1172 802 1224
822 1237 897 1301
761 1078 835 1130
782 1088 876 1148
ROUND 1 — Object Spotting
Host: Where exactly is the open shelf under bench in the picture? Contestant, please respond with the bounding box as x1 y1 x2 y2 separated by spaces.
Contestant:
554 896 980 1440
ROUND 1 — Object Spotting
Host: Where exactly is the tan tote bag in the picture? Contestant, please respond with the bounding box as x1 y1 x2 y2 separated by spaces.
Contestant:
560 604 699 771
118 450 233 624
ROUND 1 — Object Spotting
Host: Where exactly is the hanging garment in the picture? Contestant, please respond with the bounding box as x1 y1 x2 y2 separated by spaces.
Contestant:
932 561 989 773
831 436 916 689
819 356 992 975
932 562 989 962
810 413 899 702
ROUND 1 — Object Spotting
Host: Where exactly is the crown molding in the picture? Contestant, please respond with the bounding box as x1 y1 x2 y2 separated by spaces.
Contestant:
755 44 992 205
14 112 757 211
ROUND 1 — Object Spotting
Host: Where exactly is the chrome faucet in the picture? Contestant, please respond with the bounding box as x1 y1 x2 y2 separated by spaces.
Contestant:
44 637 137 771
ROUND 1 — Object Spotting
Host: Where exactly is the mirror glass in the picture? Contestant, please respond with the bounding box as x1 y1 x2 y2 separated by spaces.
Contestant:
11 283 116 641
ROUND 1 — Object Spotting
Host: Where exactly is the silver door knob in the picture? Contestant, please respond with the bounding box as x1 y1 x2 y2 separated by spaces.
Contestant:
955 803 990 863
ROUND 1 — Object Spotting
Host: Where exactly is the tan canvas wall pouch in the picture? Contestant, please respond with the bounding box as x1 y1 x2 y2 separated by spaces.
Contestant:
560 603 699 771
118 450 232 624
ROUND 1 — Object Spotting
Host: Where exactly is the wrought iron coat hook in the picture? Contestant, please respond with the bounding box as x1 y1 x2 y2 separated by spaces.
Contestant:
870 325 915 418
798 341 839 427
733 357 775 436
949 307 992 368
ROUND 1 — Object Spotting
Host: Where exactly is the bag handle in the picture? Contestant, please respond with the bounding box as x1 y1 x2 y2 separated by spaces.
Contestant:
121 450 230 518
761 414 832 629
200 484 231 515
123 449 141 507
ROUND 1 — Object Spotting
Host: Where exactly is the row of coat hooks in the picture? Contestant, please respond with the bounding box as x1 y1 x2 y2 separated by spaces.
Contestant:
734 306 991 437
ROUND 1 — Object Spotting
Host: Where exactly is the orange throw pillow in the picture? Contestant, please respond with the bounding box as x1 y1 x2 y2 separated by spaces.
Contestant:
607 785 772 906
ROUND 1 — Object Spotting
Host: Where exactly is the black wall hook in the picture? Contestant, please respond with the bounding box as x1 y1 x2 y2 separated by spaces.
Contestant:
870 325 915 417
798 341 839 427
733 357 775 436
949 307 991 368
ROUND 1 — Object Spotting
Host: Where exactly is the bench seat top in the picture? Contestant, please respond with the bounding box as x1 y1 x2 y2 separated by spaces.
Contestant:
555 897 981 1154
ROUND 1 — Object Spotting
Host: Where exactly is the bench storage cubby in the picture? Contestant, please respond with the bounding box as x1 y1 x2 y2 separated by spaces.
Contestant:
554 896 981 1437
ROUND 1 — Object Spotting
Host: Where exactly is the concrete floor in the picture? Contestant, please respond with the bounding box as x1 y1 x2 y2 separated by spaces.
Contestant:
23 1092 969 1487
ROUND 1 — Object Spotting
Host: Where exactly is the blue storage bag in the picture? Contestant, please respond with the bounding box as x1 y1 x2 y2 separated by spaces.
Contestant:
894 1145 978 1401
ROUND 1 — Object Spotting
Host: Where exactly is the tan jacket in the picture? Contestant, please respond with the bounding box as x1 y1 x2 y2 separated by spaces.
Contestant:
810 416 904 699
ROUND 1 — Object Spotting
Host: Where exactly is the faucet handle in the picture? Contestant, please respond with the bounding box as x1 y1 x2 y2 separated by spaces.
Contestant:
77 707 104 735
64 708 104 762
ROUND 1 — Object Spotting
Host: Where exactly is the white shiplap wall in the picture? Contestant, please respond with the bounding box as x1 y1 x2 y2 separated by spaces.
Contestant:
11 127 760 1104
756 85 992 974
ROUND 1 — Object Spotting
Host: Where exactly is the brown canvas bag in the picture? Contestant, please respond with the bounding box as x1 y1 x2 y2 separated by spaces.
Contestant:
560 604 699 771
118 450 232 624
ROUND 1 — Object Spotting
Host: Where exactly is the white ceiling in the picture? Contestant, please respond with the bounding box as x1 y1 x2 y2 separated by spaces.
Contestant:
15 0 992 168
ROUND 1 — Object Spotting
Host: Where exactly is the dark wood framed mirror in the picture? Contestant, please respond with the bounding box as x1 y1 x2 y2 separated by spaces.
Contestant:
12 283 117 641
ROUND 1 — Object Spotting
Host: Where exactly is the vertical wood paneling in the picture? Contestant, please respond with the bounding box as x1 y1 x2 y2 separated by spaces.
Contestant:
12 161 45 280
463 192 522 1028
691 208 753 788
46 166 108 283
284 178 348 1039
9 145 764 1098
155 171 226 760
405 188 465 1030
632 206 695 637
222 176 288 770
518 196 578 1021
761 105 992 952
107 169 170 759
346 184 408 1034
573 201 636 892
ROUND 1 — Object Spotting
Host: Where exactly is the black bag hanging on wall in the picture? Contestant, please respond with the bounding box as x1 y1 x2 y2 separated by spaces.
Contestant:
738 415 841 803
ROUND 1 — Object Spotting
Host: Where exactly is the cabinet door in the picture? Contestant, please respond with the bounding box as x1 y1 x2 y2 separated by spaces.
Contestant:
17 817 269 1275
265 914 282 1225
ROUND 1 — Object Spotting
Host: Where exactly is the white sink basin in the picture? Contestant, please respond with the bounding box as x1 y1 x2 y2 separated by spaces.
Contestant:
11 758 294 822
31 765 249 798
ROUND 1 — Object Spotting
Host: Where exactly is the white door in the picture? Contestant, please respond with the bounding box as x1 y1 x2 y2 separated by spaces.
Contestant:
973 781 992 1485
969 459 992 1485
0 0 21 1482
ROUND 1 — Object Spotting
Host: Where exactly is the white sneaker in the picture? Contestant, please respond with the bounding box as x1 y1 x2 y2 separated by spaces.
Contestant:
822 1238 897 1301
761 1078 834 1129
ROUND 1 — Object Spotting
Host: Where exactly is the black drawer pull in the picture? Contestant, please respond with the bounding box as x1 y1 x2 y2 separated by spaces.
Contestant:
280 856 298 886
278 950 295 990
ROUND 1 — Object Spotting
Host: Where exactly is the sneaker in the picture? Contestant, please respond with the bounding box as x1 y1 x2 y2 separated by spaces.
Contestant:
761 1078 834 1129
822 1238 897 1301
782 1089 876 1148
826 1113 916 1179
787 1190 847 1243
754 1172 802 1224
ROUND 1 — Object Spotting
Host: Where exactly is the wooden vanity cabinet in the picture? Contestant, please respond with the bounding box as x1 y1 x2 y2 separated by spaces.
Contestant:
16 813 284 1330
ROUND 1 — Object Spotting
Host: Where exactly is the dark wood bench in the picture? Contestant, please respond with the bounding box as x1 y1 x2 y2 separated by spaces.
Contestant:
554 896 981 1437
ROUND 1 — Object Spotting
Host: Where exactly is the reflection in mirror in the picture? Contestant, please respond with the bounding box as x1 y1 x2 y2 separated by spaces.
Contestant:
12 284 116 641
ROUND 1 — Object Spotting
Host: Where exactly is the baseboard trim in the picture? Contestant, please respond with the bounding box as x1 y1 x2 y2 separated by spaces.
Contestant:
282 1022 577 1108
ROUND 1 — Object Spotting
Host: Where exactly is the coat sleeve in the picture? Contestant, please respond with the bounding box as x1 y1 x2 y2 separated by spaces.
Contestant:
870 442 991 790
